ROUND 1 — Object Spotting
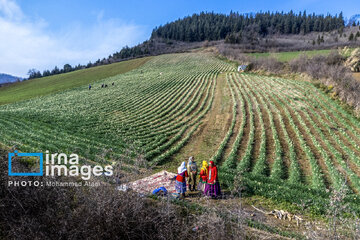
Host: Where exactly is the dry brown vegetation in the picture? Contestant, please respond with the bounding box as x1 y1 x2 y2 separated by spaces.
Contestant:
354 73 360 81
218 26 360 53
0 148 252 240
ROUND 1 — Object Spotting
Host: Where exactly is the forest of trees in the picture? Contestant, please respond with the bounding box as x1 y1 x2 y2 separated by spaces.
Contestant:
151 11 346 42
28 11 352 79
27 64 84 79
28 45 150 79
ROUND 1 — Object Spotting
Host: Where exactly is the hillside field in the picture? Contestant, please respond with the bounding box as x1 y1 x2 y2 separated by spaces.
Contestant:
246 48 356 62
0 57 151 105
1 52 360 214
246 49 332 62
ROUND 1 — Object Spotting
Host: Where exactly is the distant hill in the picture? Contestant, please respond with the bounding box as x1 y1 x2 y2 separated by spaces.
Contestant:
0 73 23 84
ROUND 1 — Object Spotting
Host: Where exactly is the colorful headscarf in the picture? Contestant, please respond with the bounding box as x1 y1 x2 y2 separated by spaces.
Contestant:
201 161 208 175
178 161 187 174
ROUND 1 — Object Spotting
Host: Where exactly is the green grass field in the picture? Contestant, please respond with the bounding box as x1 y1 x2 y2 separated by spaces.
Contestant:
0 57 151 105
0 53 234 165
1 52 360 214
246 49 333 62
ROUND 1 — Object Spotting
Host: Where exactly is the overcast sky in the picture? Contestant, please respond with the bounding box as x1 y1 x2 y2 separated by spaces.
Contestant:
0 0 359 77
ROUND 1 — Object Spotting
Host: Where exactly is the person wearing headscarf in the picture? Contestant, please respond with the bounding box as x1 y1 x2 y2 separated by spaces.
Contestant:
187 156 198 191
175 161 188 198
198 161 208 193
204 161 221 198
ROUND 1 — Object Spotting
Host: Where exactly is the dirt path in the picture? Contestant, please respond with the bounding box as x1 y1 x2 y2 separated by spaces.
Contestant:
168 73 232 171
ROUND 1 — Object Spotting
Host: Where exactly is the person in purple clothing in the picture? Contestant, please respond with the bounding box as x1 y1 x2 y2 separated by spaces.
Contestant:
204 161 221 198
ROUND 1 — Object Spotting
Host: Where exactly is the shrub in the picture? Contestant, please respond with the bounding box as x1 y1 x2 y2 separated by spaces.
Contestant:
289 53 309 72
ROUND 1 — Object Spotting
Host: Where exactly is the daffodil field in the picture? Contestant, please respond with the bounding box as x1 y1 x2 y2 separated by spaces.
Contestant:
0 53 234 166
2 52 360 212
217 72 360 213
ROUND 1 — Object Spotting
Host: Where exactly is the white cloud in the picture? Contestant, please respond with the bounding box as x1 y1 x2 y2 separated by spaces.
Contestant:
0 0 146 77
0 0 22 20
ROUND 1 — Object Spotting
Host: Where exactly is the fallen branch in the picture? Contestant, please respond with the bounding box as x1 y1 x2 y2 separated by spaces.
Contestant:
252 205 303 226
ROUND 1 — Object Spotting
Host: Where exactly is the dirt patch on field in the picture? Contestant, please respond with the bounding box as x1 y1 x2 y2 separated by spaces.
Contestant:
353 73 360 82
169 73 232 171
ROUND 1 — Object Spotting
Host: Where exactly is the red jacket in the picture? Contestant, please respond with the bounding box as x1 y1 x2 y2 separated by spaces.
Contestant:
199 168 208 182
176 170 188 183
207 166 218 184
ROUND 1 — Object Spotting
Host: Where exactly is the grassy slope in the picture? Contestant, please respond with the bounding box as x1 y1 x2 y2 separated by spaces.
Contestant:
246 47 356 62
246 49 332 62
0 57 151 105
0 53 234 163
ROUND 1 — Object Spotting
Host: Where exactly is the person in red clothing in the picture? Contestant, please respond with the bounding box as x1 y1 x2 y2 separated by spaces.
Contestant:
198 161 208 193
204 161 221 198
175 161 188 198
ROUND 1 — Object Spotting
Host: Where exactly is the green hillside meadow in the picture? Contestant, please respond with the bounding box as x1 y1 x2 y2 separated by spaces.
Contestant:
2 52 360 214
0 57 151 105
246 48 355 62
247 49 332 62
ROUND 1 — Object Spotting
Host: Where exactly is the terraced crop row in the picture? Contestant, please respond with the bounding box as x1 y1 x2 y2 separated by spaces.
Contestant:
212 72 360 199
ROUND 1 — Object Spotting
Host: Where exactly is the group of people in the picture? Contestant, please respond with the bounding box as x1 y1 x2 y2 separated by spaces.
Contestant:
88 82 115 90
175 156 221 198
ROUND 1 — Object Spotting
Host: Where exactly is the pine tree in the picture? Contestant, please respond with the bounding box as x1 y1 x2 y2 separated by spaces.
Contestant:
317 35 321 45
349 32 354 41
